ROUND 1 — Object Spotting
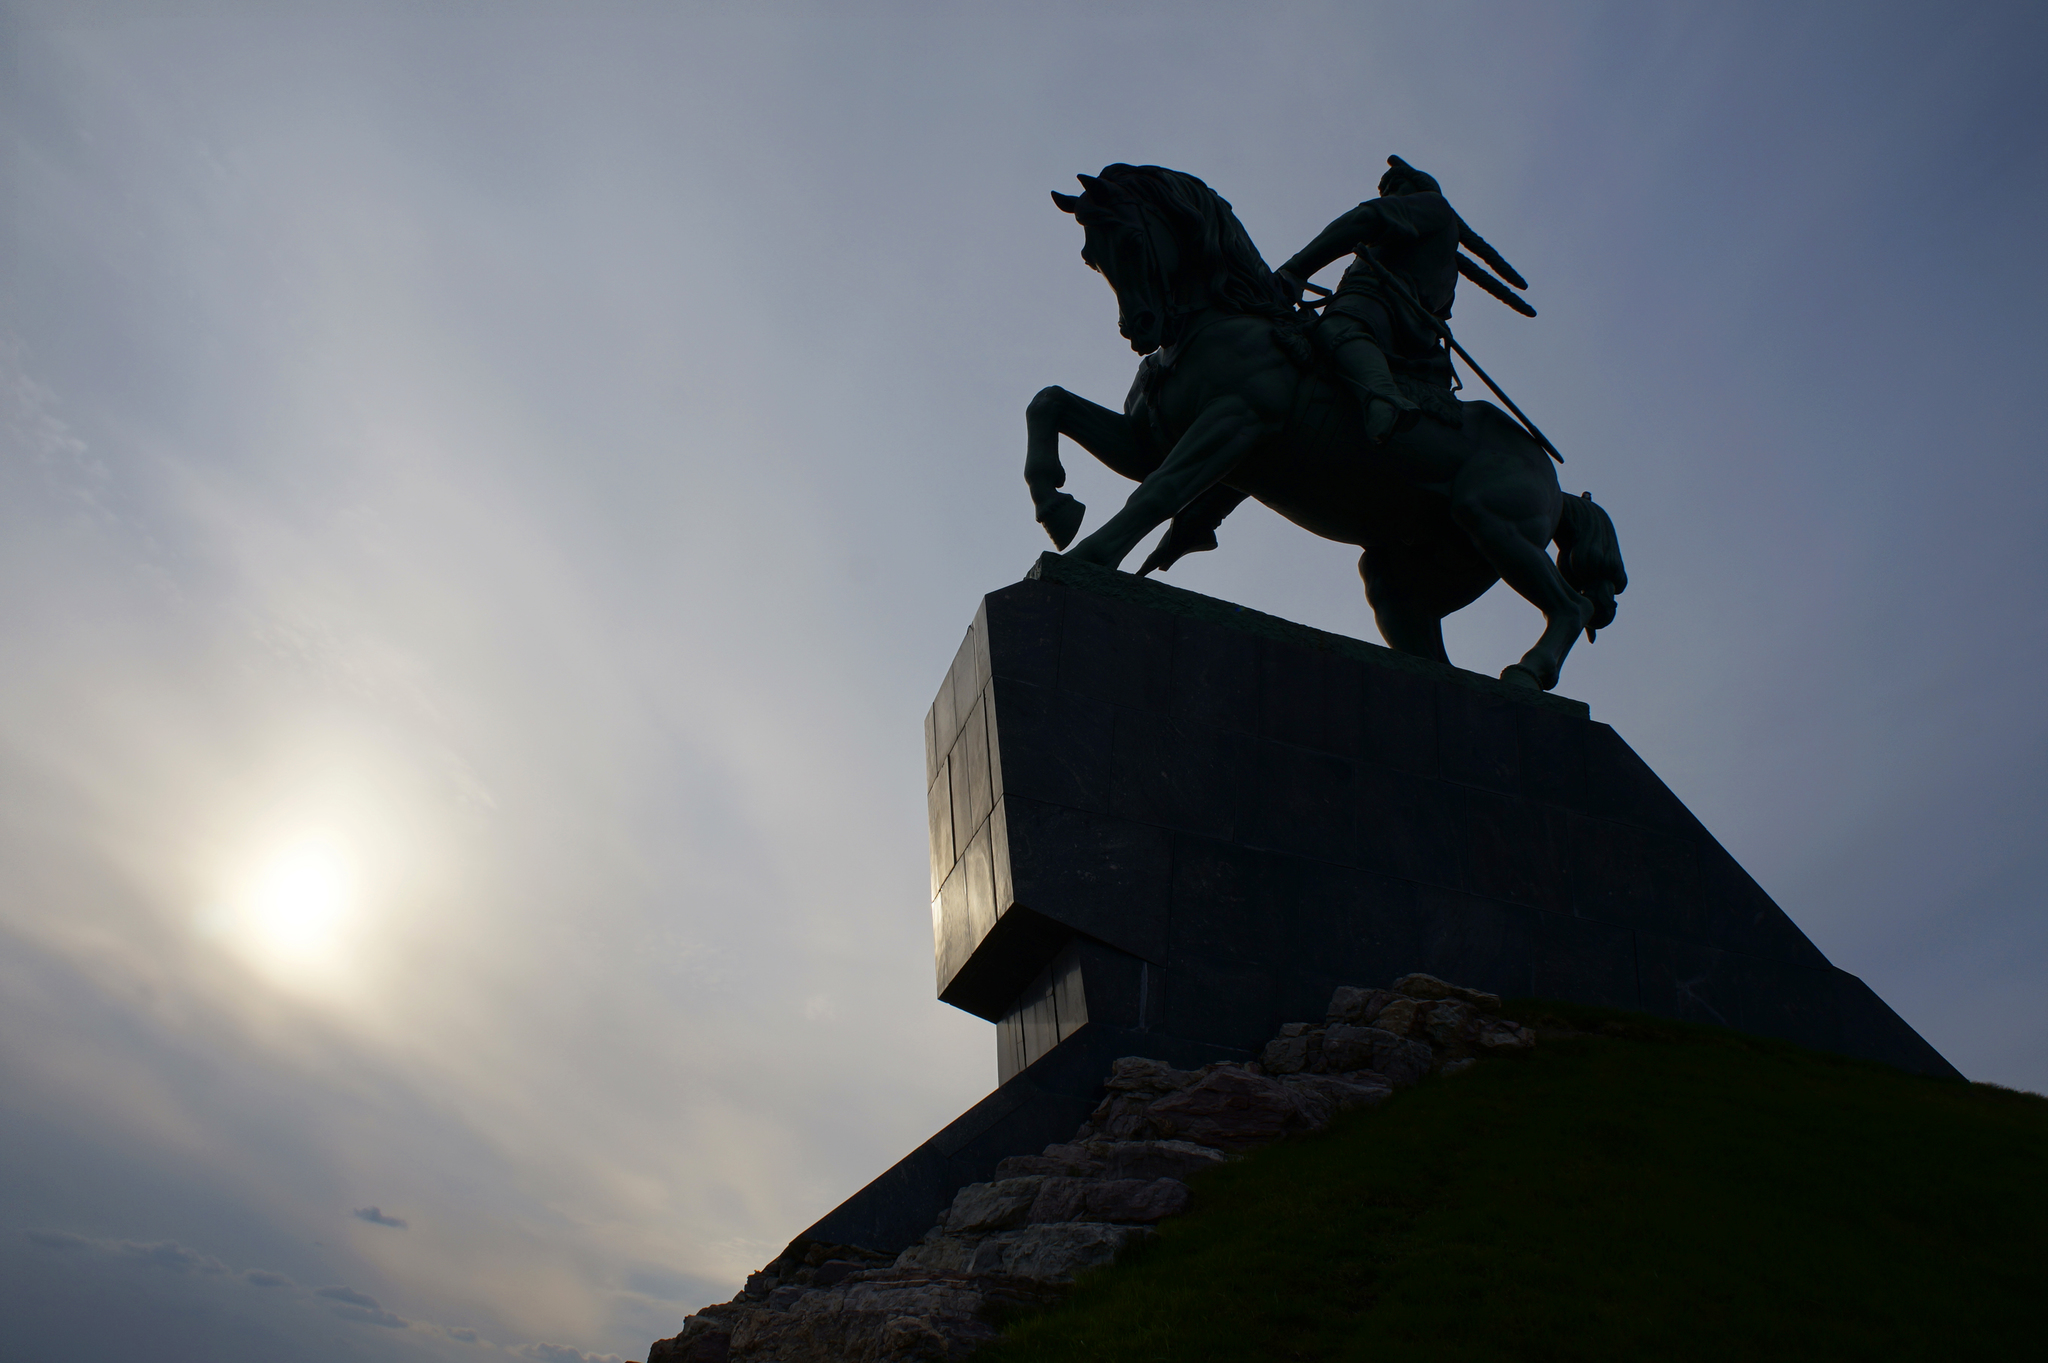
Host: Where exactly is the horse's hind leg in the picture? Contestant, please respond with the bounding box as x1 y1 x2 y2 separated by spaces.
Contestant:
1359 540 1497 665
1025 386 1154 549
1448 481 1593 690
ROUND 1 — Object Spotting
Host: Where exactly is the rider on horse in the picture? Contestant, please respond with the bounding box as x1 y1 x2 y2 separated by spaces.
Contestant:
1275 156 1478 444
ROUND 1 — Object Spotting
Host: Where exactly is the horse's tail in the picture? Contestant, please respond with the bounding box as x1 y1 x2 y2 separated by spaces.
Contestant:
1553 491 1628 641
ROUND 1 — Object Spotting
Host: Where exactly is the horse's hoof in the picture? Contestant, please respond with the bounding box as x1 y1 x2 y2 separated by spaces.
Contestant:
1499 664 1546 691
1038 493 1086 549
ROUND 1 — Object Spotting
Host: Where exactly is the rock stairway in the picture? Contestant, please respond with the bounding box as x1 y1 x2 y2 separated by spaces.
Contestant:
648 974 1534 1362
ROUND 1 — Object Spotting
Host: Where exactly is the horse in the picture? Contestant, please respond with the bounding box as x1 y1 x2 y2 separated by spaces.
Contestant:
1023 163 1626 692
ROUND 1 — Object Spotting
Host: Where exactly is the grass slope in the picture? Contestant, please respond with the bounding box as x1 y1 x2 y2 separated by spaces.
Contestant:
981 1003 2047 1362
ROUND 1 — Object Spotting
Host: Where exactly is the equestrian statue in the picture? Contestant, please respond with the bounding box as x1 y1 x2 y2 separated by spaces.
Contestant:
1023 159 1626 692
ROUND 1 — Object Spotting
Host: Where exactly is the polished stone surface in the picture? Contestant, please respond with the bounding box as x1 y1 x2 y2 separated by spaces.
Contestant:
928 552 1955 1082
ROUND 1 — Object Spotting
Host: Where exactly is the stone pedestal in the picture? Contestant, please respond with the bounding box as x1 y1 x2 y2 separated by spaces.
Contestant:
800 553 1956 1257
925 553 1952 1083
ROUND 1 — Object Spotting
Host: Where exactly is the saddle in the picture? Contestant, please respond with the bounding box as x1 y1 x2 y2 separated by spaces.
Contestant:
1285 310 1464 430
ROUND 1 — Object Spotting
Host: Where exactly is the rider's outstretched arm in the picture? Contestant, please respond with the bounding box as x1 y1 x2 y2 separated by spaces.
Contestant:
1276 201 1389 286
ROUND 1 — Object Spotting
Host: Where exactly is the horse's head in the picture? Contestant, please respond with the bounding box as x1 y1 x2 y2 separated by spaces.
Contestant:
1053 165 1289 357
1053 171 1177 355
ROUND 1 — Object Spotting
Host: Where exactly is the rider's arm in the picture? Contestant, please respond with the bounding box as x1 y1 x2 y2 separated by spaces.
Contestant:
1275 201 1389 286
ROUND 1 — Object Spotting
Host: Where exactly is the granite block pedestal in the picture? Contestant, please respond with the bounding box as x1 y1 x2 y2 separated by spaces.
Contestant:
798 553 1958 1256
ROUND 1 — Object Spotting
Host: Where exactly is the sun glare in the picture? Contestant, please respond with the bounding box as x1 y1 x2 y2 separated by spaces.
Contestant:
227 837 358 979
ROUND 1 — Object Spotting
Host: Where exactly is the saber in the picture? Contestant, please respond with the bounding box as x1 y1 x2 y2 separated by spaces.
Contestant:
1358 253 1564 464
1310 260 1565 465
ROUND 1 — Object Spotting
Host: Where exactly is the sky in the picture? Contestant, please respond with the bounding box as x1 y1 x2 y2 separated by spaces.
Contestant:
1 1 2043 1359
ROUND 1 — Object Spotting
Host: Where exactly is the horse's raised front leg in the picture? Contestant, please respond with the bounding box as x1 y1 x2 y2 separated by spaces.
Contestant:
1025 386 1154 550
1066 395 1274 570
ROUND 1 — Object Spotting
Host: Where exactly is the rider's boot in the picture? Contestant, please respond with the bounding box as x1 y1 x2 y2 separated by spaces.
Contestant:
1336 339 1419 444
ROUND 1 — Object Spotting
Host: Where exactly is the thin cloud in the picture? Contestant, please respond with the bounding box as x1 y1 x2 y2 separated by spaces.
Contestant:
352 1206 409 1229
245 1269 294 1287
316 1285 382 1308
317 1285 409 1329
520 1345 628 1363
25 1230 227 1275
116 1240 228 1274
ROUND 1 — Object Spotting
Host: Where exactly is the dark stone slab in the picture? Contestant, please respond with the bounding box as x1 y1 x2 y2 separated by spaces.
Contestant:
1244 740 1354 861
947 695 993 861
1109 707 1248 840
1150 950 1286 1050
1259 637 1365 757
918 554 1959 1089
1407 884 1539 1001
1327 870 1427 978
1514 702 1587 808
1072 937 1145 1031
1436 683 1521 795
1580 723 1703 837
926 762 953 900
1169 617 1257 733
1695 842 1831 969
1835 972 1961 1078
938 902 1071 1022
1567 812 1701 934
1058 588 1174 713
1532 912 1639 1008
985 677 1113 813
1359 662 1438 775
1459 787 1568 914
982 581 1063 689
1354 765 1462 890
1168 837 1362 975
997 795 1173 966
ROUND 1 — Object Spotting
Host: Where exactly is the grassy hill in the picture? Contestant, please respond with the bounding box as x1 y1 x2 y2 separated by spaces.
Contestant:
979 1003 2046 1361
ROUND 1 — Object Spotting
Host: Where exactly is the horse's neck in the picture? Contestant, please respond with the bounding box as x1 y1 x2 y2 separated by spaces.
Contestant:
1160 301 1227 359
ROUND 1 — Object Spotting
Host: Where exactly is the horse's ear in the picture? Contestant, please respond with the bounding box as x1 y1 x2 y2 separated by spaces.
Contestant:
1051 190 1082 214
1077 174 1103 192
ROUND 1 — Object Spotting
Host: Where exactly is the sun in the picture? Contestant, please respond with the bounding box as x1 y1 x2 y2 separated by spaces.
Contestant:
234 837 356 975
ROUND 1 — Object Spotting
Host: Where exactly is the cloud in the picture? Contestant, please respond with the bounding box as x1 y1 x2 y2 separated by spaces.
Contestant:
317 1286 409 1329
520 1345 627 1363
245 1269 293 1287
351 1206 409 1229
316 1284 382 1308
116 1239 228 1274
25 1231 229 1275
444 1326 481 1343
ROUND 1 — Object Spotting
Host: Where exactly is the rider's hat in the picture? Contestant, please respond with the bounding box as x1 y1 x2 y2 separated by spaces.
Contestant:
1379 155 1441 196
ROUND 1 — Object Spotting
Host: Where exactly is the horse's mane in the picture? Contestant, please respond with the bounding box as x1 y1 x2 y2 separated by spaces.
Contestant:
1091 164 1294 319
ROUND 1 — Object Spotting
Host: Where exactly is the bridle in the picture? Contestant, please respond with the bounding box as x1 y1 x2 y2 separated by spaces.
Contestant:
1086 194 1186 351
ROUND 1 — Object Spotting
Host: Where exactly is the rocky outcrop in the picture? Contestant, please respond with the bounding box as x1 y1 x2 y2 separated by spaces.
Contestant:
648 974 1533 1363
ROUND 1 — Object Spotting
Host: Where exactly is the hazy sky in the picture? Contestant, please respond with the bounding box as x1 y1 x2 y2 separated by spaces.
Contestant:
2 2 2043 1359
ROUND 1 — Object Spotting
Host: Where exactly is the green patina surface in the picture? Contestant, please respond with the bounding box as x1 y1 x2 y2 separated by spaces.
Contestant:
981 1002 2043 1361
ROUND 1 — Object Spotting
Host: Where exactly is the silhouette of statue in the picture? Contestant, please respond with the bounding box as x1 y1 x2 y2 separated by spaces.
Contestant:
1025 162 1624 691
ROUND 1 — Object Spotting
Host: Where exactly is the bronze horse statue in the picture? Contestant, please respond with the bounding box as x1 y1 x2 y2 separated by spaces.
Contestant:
1023 164 1626 691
